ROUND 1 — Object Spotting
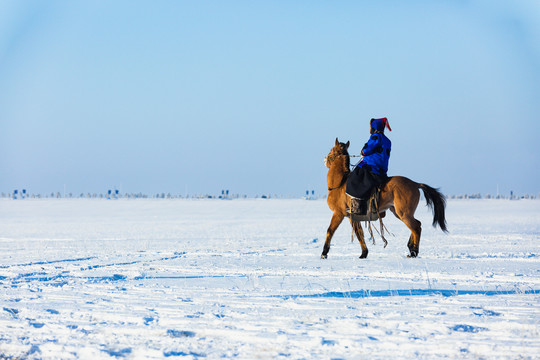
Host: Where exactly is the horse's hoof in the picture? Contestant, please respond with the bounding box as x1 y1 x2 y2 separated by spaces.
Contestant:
321 254 328 259
359 250 368 259
407 253 418 258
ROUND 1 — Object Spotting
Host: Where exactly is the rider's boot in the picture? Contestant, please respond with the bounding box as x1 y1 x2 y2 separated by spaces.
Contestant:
350 197 367 215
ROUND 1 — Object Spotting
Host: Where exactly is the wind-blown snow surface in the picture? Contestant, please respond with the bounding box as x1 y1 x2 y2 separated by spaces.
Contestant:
0 198 539 359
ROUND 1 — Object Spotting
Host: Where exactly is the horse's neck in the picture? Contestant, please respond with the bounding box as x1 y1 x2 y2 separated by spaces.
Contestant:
327 156 349 187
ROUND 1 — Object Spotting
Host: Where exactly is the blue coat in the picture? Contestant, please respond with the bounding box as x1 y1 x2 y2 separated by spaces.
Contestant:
358 132 391 176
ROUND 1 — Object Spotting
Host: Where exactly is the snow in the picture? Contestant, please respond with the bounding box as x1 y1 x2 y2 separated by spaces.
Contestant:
0 198 539 359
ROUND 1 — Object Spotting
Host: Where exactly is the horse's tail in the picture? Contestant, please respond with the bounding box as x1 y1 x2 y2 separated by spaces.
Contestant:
419 184 448 233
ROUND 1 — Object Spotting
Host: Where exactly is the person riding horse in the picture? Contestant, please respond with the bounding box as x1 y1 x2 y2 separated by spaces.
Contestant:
346 117 392 215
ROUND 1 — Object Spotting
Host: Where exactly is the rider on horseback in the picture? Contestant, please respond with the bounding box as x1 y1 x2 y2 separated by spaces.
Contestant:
346 117 392 215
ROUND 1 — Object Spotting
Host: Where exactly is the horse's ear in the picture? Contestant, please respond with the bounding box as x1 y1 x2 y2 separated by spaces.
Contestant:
345 141 350 149
335 138 339 146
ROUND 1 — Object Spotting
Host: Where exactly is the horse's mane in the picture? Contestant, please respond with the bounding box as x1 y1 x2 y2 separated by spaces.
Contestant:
337 142 350 171
343 149 350 170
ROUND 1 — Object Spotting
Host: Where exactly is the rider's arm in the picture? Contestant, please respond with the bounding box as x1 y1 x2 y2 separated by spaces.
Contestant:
361 134 382 156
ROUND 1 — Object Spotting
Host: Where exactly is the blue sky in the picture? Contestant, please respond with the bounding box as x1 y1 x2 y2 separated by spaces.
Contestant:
1 0 539 196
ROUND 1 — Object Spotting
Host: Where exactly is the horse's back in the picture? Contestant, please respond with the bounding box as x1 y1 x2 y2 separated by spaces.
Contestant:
386 176 419 189
380 176 421 211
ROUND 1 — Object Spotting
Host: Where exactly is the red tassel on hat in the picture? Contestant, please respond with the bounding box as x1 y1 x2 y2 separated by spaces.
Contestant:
382 117 392 131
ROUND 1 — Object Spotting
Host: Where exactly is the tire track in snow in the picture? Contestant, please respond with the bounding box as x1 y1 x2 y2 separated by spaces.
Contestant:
0 257 97 269
1 252 187 286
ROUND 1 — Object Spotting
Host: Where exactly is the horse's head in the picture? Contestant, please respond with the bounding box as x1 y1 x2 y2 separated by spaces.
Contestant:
324 138 350 168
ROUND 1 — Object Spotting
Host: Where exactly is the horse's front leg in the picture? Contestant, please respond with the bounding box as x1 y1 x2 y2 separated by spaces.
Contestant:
351 220 368 258
321 212 344 259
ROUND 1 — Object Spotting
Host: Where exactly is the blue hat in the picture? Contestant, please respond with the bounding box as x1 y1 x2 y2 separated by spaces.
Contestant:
370 117 391 132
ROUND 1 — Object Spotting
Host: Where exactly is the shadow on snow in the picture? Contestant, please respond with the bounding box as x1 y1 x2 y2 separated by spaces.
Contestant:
283 288 540 299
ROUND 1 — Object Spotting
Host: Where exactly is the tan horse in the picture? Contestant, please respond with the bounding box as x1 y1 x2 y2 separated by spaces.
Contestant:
322 138 448 259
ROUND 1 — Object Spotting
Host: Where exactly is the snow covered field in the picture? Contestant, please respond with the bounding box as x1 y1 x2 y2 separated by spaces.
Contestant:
0 198 539 359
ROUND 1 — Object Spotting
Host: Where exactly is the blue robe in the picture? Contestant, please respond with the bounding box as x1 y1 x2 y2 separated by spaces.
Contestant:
346 132 391 199
359 132 391 176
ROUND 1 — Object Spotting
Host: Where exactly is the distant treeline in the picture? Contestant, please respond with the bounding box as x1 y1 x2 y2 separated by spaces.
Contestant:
1 191 537 200
1 192 308 200
448 193 537 200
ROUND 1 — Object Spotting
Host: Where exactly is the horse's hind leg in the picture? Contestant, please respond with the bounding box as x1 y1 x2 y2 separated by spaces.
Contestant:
321 212 344 259
351 220 368 259
403 216 422 257
392 187 422 257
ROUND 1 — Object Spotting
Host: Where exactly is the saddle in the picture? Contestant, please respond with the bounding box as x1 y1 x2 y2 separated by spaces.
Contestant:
349 188 382 222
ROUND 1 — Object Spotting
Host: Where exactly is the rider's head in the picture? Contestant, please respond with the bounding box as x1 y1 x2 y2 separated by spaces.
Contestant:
370 117 392 134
